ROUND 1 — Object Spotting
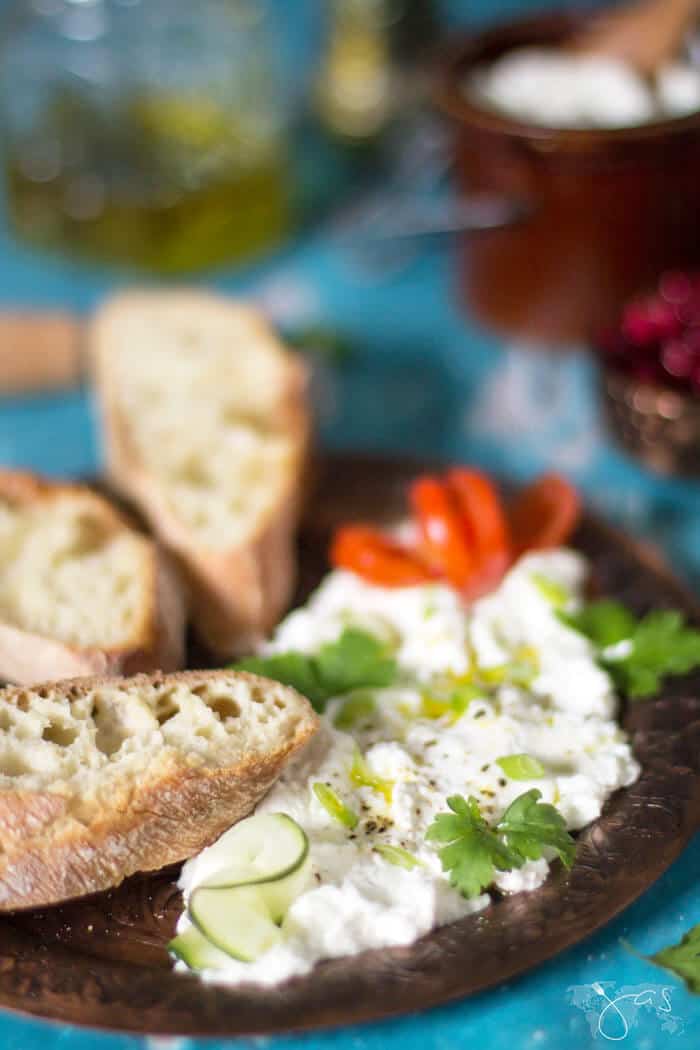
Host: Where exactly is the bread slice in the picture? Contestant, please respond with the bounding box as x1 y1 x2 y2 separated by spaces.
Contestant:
90 290 310 658
0 470 185 684
0 669 318 910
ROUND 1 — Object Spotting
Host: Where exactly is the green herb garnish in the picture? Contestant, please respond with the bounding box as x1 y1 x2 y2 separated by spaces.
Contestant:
496 754 546 780
531 573 570 609
426 795 520 899
420 680 481 723
312 783 358 829
497 788 576 868
426 790 575 899
234 651 325 707
374 844 423 870
315 629 396 699
562 601 700 699
284 324 355 365
478 645 540 690
561 599 636 649
333 691 376 729
650 923 700 994
234 628 396 713
349 747 393 803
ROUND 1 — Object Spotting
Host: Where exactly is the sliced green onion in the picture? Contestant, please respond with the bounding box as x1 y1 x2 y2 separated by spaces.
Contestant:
334 691 376 729
420 679 481 724
531 573 570 610
496 753 546 780
313 782 358 828
448 682 481 720
374 844 423 870
478 664 508 685
478 645 539 689
349 748 393 803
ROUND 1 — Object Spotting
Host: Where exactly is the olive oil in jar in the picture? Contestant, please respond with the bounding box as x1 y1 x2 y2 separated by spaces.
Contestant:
6 92 290 272
1 0 291 272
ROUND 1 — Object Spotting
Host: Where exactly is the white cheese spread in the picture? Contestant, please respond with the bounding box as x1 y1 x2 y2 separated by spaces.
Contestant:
176 549 640 986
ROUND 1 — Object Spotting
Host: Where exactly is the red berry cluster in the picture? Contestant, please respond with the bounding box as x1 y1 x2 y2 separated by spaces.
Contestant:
598 271 700 394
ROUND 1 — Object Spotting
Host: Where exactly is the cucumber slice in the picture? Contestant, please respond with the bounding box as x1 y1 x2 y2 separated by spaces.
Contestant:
190 885 283 962
179 812 312 966
168 924 233 971
196 812 310 923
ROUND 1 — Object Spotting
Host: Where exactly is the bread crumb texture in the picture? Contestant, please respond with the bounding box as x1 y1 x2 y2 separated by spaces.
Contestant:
108 300 301 550
0 673 306 826
0 494 150 648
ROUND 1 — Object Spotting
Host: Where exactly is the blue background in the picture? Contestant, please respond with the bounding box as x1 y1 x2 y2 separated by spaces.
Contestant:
1 0 700 1046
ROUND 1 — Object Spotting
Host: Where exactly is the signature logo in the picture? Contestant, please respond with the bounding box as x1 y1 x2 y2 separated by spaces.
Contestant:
567 980 685 1041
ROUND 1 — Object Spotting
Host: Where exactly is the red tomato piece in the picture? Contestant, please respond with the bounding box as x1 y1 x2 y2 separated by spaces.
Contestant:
445 467 511 587
509 474 581 555
330 524 434 587
409 476 476 590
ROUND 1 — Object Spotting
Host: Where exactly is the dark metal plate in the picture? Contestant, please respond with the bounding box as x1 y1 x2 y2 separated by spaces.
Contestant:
2 453 700 1037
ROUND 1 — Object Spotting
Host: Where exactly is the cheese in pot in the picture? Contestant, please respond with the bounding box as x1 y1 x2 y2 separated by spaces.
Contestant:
465 48 700 128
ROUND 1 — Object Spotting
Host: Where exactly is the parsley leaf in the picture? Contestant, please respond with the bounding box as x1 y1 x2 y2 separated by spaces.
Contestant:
426 795 522 899
233 628 396 713
426 791 576 898
614 610 700 699
314 628 396 697
650 923 700 994
496 788 576 868
562 600 700 700
560 600 636 649
234 651 326 708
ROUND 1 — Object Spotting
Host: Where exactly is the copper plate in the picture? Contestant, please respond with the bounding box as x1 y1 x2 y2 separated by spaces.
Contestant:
1 453 699 1037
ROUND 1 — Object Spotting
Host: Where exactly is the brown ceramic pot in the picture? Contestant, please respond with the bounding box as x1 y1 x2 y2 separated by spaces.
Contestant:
437 13 700 346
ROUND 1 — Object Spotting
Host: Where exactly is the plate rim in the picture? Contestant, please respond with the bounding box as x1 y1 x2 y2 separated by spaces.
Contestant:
2 451 700 1038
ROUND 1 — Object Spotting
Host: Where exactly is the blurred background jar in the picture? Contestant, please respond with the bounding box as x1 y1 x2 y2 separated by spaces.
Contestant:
0 0 302 271
316 0 437 143
0 0 437 273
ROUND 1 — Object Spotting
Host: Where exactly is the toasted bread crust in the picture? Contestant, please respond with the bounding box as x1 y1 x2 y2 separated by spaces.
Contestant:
90 291 311 657
0 470 186 682
0 670 318 910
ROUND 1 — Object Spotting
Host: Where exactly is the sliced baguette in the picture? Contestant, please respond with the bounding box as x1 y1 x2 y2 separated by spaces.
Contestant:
0 470 185 683
90 290 310 658
0 669 318 910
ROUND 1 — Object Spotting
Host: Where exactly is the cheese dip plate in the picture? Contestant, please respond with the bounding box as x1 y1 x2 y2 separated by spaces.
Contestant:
1 453 699 1037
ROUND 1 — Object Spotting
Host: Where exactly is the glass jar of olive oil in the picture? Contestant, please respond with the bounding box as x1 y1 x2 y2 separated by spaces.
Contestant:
0 0 293 272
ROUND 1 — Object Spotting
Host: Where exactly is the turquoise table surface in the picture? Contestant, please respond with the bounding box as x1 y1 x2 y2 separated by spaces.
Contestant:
1 2 700 1047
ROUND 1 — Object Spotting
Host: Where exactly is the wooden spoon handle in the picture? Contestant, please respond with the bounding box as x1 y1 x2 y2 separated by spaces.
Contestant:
0 313 84 395
570 0 700 77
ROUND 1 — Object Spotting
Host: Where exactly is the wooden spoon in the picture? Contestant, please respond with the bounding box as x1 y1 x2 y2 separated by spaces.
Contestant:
569 0 700 77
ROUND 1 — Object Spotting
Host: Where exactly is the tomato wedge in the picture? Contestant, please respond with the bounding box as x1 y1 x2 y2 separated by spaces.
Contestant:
409 476 476 590
445 467 511 590
330 524 434 587
508 474 581 555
